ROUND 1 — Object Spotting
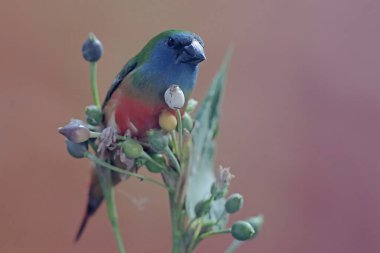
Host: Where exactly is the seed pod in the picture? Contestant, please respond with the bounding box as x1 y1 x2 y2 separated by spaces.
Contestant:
85 105 103 125
147 130 169 152
119 139 143 159
66 139 87 159
231 221 255 241
58 119 90 143
146 153 166 173
164 85 185 110
159 110 177 131
225 193 244 214
245 214 264 239
82 33 104 62
194 199 211 218
182 112 193 131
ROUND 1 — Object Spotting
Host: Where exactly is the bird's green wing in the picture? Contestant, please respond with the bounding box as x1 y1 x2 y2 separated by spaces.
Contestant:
102 56 138 109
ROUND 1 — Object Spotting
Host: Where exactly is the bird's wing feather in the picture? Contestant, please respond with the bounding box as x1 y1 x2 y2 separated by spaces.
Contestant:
102 56 138 109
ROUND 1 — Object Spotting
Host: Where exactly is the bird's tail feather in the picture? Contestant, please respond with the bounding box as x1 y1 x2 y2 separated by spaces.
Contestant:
74 183 104 242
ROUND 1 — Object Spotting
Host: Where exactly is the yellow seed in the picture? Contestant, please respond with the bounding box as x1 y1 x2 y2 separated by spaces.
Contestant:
159 110 177 131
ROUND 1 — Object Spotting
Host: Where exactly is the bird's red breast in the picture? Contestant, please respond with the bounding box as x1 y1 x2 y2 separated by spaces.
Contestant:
103 87 168 137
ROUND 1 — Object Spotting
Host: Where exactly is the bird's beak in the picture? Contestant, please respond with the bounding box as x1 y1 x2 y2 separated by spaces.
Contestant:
178 40 206 65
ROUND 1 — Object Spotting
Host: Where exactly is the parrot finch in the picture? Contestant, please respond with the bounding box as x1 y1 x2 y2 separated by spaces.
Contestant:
75 29 206 240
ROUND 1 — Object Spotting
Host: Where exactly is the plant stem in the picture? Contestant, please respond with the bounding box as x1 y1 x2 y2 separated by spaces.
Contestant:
198 228 231 242
85 153 170 191
176 109 183 159
90 62 101 108
164 146 181 172
170 131 179 156
94 167 125 253
169 192 182 253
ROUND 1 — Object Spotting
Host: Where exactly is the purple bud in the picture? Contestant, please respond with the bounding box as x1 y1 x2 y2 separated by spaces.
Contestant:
65 140 87 159
82 33 104 62
58 119 90 143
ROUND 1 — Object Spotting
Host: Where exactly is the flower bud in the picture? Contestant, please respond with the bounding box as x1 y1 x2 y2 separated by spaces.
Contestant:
159 110 177 131
225 193 244 214
65 139 87 158
119 139 143 159
194 199 211 218
147 130 169 152
146 153 166 173
231 221 255 241
58 119 90 143
82 33 104 62
186 98 198 113
85 105 103 125
164 85 185 110
210 182 228 200
182 112 193 131
246 214 264 238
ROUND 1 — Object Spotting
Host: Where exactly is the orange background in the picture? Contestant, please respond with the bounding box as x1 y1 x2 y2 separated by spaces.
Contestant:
1 0 380 252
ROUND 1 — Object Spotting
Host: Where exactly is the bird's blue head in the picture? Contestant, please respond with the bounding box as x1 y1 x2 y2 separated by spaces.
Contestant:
135 30 206 96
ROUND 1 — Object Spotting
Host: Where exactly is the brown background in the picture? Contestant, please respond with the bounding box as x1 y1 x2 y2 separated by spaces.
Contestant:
1 0 380 252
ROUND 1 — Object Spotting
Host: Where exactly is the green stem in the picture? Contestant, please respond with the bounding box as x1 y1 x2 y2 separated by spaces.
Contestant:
225 240 243 253
170 131 179 156
188 220 203 251
85 153 170 191
169 192 182 253
90 62 101 108
198 228 231 242
164 146 181 172
95 167 125 253
176 109 183 160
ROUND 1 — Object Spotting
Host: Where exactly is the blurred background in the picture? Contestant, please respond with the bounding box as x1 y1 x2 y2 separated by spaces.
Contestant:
1 0 380 252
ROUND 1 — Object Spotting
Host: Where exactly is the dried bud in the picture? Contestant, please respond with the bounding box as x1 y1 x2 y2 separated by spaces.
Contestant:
65 139 87 158
246 214 264 238
225 193 244 214
85 105 103 125
216 166 235 189
58 119 90 143
164 85 185 110
82 33 104 62
147 130 169 152
146 153 166 173
119 139 143 159
159 110 177 131
194 199 211 218
182 112 194 131
231 221 255 241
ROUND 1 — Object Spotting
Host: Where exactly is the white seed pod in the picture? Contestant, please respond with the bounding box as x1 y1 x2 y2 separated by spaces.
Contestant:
164 85 185 109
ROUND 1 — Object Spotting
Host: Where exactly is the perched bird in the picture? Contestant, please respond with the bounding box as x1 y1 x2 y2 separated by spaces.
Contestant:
75 29 206 240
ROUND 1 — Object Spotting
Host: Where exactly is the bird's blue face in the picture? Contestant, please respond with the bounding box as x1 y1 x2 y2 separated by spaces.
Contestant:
139 30 206 95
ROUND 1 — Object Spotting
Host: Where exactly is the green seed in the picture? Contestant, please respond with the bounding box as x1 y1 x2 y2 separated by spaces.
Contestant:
146 153 166 173
120 139 143 159
231 221 255 241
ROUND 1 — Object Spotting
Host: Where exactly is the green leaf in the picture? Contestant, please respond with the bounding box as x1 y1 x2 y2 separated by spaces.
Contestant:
186 47 233 219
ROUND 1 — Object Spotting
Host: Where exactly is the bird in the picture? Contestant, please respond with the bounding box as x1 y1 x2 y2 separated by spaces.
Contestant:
75 29 206 241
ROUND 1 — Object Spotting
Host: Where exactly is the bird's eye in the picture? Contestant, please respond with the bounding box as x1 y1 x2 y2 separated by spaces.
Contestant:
167 38 175 47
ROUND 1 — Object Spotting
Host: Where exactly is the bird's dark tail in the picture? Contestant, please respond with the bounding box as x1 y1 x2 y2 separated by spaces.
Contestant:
74 176 104 242
75 195 103 241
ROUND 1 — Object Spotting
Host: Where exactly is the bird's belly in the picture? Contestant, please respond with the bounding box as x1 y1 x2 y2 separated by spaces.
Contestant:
113 95 165 137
